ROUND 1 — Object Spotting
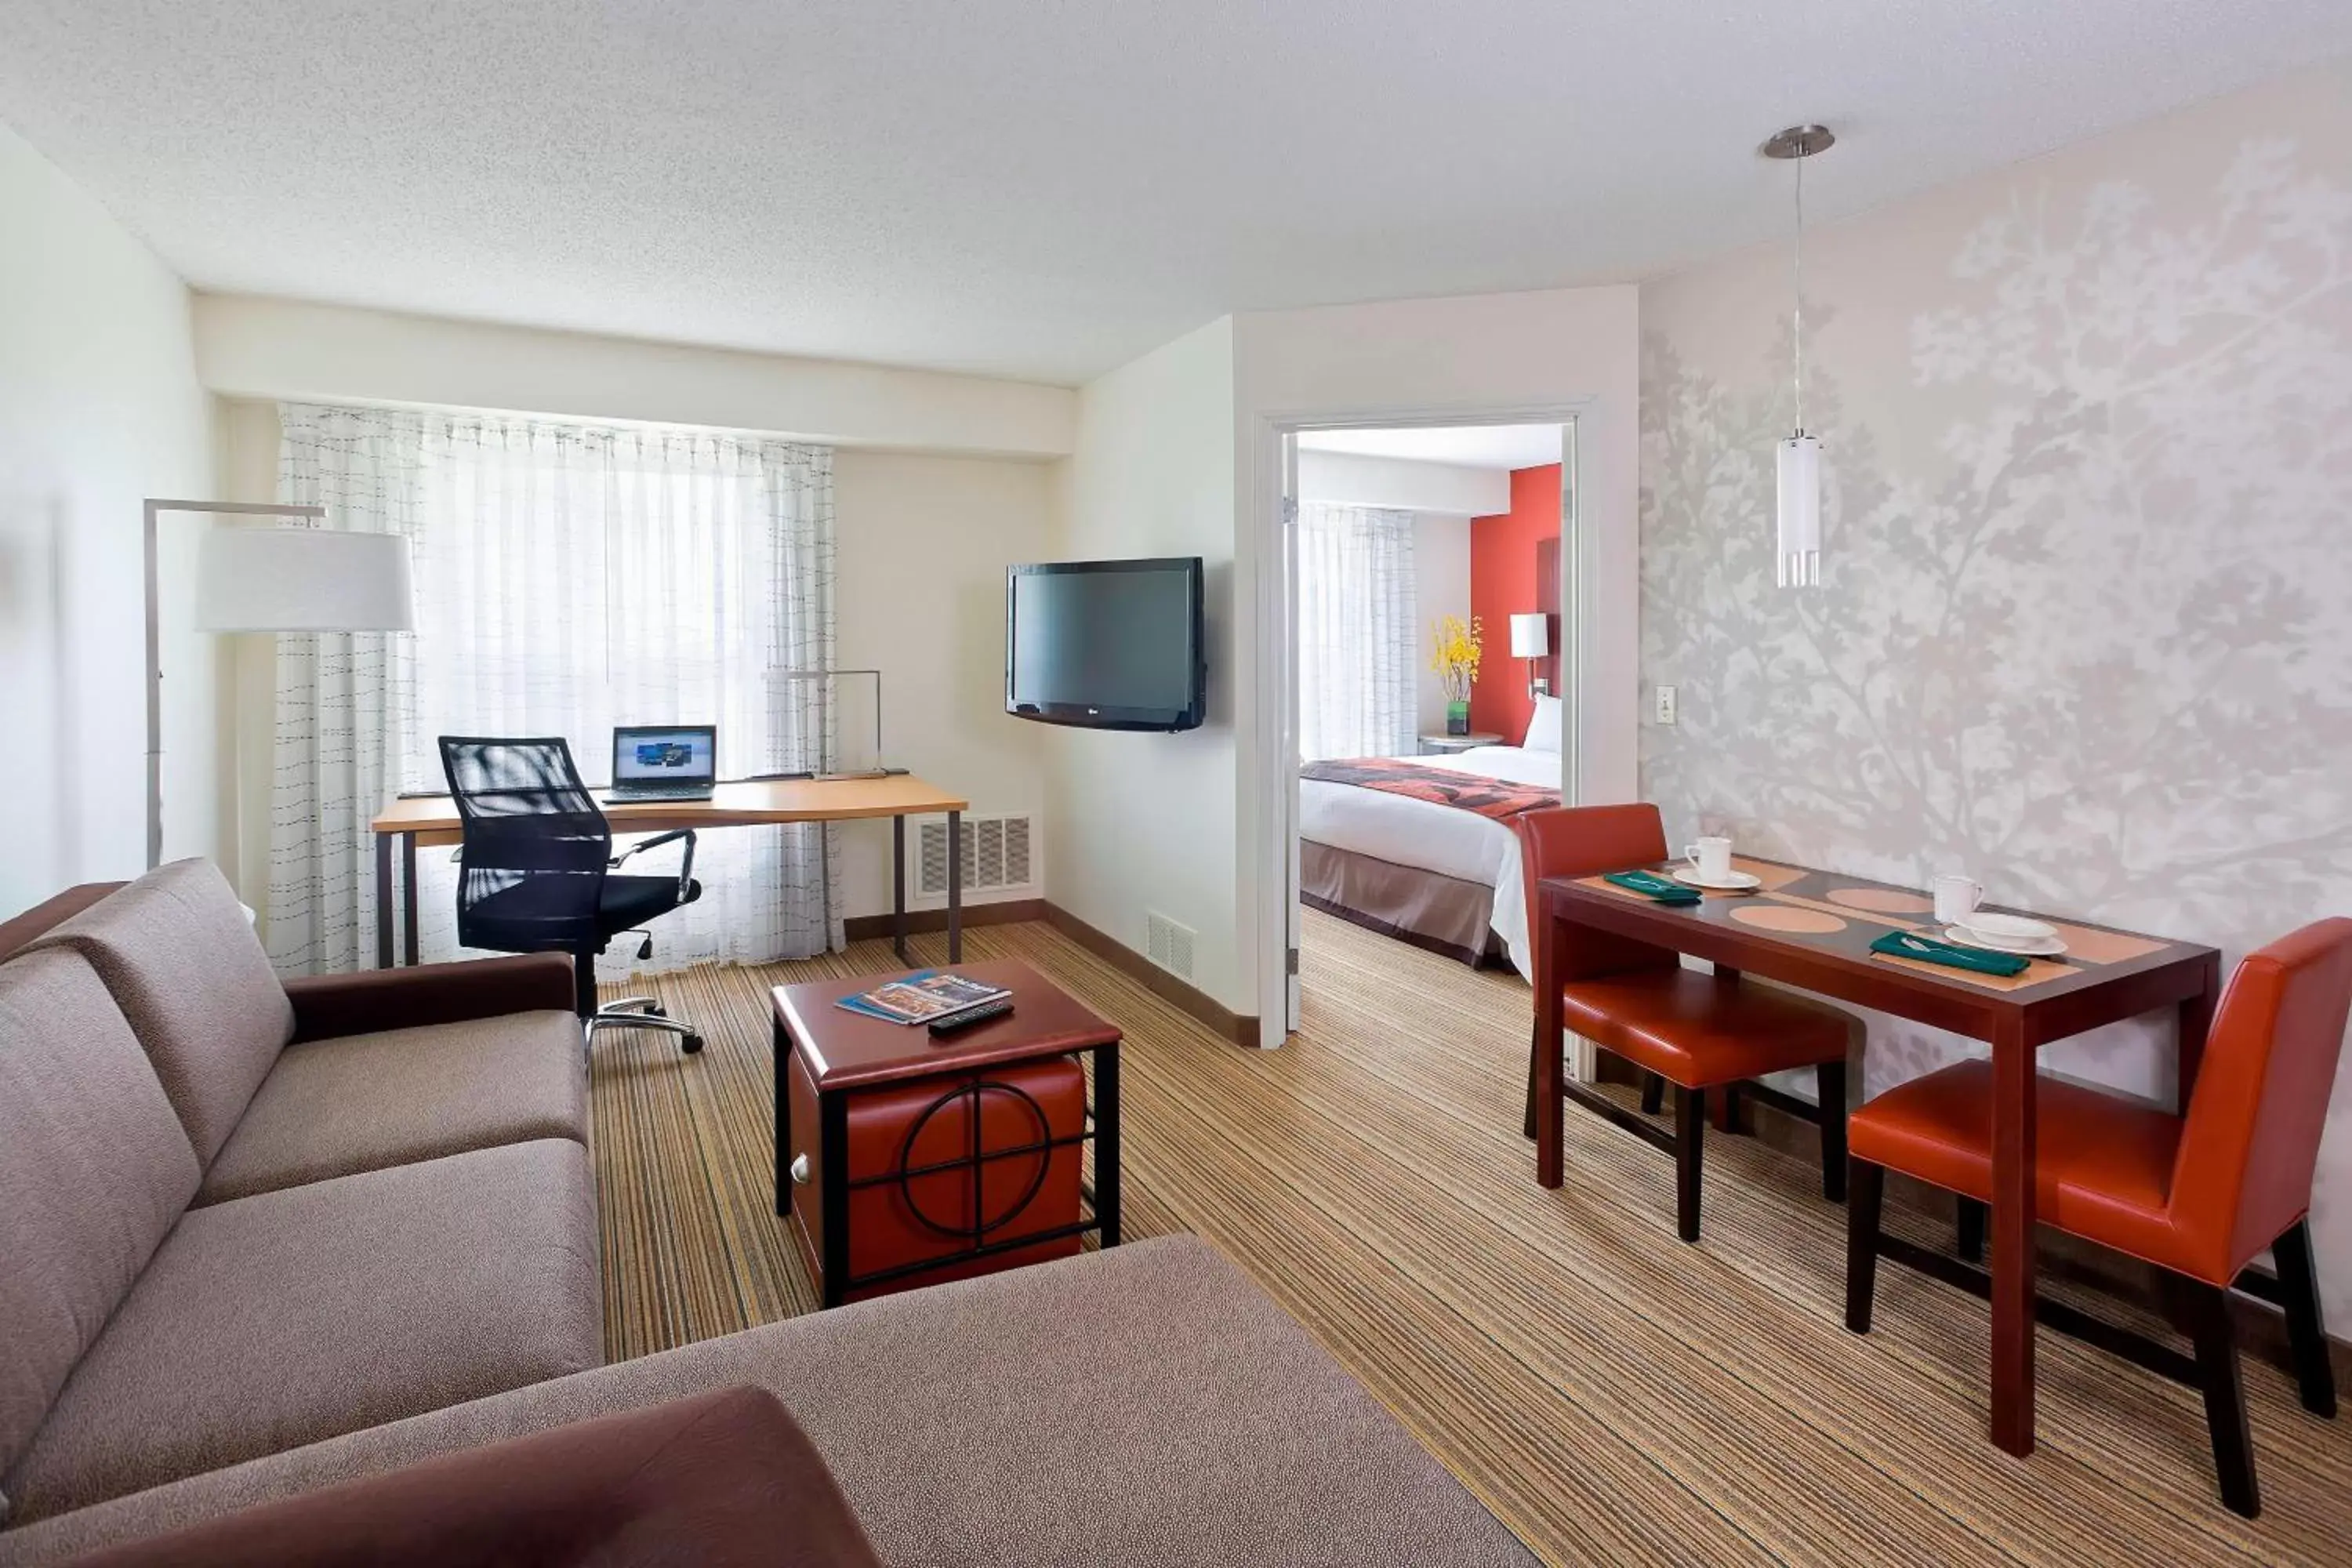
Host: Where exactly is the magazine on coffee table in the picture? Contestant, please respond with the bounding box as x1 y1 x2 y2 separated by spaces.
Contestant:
837 971 1012 1026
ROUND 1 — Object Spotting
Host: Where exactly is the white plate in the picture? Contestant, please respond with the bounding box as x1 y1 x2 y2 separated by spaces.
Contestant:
1957 909 2057 943
1671 867 1762 891
1945 924 2067 957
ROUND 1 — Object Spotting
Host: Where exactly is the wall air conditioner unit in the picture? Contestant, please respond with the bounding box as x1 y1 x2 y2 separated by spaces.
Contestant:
916 812 1037 901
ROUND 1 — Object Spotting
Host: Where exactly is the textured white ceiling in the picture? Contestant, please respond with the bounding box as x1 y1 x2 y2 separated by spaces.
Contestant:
4 2 2349 384
1298 426 1562 471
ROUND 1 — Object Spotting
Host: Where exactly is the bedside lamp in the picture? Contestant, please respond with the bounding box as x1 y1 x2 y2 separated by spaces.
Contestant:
1508 612 1551 699
145 499 415 869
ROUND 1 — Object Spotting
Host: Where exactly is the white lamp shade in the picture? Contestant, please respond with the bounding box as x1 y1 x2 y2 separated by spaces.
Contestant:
1777 435 1822 587
1508 612 1549 659
196 528 416 632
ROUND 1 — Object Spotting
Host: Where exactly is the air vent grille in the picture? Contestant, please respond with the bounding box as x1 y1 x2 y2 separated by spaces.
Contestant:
916 813 1036 898
1145 910 1196 981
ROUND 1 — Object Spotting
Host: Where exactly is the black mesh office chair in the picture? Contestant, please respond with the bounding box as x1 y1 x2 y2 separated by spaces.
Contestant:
438 735 705 1054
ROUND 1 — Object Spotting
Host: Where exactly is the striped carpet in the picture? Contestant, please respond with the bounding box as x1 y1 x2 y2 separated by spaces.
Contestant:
593 912 2352 1566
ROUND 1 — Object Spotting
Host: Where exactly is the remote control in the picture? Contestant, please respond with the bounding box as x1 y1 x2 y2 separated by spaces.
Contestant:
929 1000 1013 1036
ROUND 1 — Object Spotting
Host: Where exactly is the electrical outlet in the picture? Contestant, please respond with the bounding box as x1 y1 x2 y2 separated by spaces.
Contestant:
1655 684 1678 725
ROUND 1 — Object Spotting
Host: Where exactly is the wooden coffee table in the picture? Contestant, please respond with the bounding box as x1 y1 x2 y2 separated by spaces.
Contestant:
771 958 1122 1307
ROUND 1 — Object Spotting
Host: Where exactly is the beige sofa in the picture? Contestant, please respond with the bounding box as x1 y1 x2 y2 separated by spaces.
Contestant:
0 861 600 1530
0 862 1534 1566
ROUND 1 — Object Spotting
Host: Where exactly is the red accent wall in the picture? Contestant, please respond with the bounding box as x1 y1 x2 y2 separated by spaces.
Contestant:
1468 463 1562 741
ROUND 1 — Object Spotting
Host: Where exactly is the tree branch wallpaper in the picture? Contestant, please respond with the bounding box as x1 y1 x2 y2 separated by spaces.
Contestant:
1639 61 2352 1312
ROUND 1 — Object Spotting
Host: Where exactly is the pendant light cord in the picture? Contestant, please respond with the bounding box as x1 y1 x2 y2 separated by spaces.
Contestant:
1792 147 1806 434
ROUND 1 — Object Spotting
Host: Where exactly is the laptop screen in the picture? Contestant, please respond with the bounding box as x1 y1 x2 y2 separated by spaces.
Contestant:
612 726 717 785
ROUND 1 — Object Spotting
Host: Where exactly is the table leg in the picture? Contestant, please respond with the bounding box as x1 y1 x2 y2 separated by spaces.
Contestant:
1095 1044 1121 1247
819 1089 849 1309
2176 950 2222 1112
891 815 909 964
946 809 963 964
1709 965 1743 1131
1990 1012 2038 1455
401 832 419 967
374 832 394 971
774 1016 793 1219
1535 902 1566 1188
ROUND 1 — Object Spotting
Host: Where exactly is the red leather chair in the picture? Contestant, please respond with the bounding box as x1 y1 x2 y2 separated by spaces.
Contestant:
1845 917 2352 1516
1517 805 1859 1241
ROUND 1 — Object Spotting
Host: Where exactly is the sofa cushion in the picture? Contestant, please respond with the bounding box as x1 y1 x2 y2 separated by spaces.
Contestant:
0 1237 1534 1568
27 861 293 1166
1 1140 601 1525
198 1010 589 1204
50 1387 883 1568
0 950 200 1490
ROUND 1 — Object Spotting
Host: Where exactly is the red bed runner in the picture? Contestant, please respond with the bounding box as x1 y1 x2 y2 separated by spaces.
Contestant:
1298 757 1559 822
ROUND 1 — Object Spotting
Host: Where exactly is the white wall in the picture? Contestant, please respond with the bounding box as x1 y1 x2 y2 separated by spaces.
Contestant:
833 449 1054 917
1043 318 1240 1000
0 122 216 918
1232 287 1642 1036
1295 449 1508 516
1411 514 1472 736
194 296 1076 460
1040 288 1638 1029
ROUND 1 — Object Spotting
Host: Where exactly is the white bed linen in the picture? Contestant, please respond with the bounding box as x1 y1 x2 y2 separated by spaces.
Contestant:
1298 745 1561 978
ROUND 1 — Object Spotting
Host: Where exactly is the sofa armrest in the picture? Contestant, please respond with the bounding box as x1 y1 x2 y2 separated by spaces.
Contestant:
283 953 578 1043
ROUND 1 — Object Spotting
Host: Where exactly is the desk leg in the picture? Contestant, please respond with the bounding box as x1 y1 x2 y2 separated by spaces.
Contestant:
401 832 419 967
1534 905 1566 1188
1095 1044 1121 1247
374 833 394 971
946 810 963 964
2176 950 2222 1112
1990 1013 2038 1455
891 815 909 964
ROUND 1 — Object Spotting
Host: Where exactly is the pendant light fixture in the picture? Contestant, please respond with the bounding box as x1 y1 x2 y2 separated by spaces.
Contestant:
1762 123 1835 587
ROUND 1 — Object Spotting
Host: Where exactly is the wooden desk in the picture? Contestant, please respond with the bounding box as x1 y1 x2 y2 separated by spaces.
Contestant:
368 775 971 971
1532 855 2220 1460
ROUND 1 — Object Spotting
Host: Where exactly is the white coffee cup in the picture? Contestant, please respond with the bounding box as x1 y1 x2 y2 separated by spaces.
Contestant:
1933 874 1984 927
1683 837 1733 882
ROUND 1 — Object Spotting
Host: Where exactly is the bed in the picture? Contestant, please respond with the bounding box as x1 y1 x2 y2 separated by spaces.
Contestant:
1297 699 1564 978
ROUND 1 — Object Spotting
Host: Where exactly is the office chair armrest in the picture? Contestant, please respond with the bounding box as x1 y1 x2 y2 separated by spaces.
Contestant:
611 828 698 898
284 954 579 1043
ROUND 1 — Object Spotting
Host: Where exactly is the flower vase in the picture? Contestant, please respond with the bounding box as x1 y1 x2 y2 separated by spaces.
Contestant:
1446 700 1470 736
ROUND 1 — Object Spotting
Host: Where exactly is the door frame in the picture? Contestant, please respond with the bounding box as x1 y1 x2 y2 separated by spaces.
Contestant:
1250 399 1603 1048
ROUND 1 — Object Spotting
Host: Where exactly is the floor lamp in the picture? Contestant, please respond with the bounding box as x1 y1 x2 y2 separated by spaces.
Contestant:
144 499 416 869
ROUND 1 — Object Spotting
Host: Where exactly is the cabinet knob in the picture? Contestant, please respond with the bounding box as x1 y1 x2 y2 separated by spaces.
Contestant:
790 1153 811 1185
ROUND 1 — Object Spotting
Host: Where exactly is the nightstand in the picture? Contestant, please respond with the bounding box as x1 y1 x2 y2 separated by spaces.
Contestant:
1417 731 1504 756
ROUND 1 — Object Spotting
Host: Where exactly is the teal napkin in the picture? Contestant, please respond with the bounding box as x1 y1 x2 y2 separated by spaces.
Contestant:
1603 869 1701 906
1871 930 2031 977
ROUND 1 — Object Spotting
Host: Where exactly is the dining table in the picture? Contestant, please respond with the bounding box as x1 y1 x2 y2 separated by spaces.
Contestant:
1530 853 2221 1457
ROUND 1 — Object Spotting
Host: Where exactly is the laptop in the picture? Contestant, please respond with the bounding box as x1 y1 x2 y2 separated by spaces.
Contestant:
605 724 718 803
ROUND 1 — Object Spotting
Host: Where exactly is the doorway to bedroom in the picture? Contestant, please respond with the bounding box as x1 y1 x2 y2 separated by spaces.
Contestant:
1288 423 1568 1029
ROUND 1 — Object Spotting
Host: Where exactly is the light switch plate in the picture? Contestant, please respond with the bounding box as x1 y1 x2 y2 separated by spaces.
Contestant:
1655 684 1678 725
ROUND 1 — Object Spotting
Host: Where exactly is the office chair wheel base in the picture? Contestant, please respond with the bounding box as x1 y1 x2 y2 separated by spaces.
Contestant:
682 1033 705 1054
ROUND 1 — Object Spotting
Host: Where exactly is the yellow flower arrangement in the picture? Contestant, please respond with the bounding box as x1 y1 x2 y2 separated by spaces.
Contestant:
1428 614 1483 704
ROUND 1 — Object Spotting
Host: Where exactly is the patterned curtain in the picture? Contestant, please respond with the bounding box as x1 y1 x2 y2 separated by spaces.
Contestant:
1297 503 1418 761
264 404 840 977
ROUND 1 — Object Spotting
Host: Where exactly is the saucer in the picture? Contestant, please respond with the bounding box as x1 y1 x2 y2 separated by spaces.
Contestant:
1944 924 2067 957
1956 909 2057 944
1671 867 1762 892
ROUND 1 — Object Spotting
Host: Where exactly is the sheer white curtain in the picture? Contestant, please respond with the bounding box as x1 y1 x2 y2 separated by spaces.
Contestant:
1296 503 1418 761
265 404 840 978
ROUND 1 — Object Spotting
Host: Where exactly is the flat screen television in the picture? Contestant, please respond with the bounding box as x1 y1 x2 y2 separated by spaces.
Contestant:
1005 557 1206 732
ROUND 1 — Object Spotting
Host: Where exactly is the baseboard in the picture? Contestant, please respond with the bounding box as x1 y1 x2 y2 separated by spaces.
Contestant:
1592 1055 2352 1383
1042 903 1259 1048
841 898 1048 942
